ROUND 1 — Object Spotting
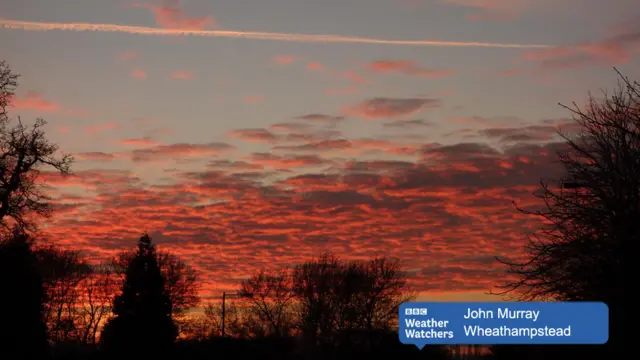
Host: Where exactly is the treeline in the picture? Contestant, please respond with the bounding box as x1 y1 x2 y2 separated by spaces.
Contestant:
1 230 451 359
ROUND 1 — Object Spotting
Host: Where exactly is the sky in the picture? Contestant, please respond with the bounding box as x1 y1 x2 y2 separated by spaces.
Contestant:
1 0 639 302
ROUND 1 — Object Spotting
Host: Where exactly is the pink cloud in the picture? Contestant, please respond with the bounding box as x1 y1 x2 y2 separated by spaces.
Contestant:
229 128 279 143
306 62 324 71
295 114 345 124
9 91 59 112
129 142 235 163
503 29 640 74
171 70 194 80
131 0 216 30
249 153 330 169
273 55 296 65
131 69 147 79
343 97 441 119
74 152 117 162
341 71 368 84
244 96 264 103
366 60 455 78
119 137 158 146
38 121 570 300
55 126 71 134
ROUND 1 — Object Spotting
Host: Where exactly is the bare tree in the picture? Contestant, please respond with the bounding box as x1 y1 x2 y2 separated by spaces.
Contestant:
292 253 414 344
0 60 18 124
239 269 297 337
34 244 92 342
358 257 414 330
495 70 636 355
0 61 73 232
77 263 118 345
201 300 258 339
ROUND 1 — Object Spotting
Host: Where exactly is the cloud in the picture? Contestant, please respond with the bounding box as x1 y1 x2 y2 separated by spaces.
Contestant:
282 130 344 143
170 70 193 80
449 116 522 127
131 0 216 30
273 55 296 65
229 128 279 143
269 122 313 132
306 62 324 71
383 119 432 128
273 139 353 152
366 60 455 78
472 122 583 143
343 97 441 119
503 28 640 74
249 153 330 169
39 127 571 297
130 142 236 163
131 69 147 79
0 19 551 48
74 152 117 162
207 160 264 171
244 96 264 103
269 123 344 143
119 137 158 146
294 114 345 124
339 71 368 84
9 91 58 112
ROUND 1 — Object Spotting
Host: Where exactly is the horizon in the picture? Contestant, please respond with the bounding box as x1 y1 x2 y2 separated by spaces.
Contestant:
1 0 639 304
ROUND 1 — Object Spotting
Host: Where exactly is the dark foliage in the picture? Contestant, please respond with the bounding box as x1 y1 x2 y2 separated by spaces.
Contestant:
99 234 178 356
0 229 51 359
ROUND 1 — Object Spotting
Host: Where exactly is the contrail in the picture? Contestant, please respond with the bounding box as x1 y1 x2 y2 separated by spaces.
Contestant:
0 19 551 49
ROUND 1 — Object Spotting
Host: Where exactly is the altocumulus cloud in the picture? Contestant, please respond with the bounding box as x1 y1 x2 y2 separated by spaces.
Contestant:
37 118 570 298
343 98 442 119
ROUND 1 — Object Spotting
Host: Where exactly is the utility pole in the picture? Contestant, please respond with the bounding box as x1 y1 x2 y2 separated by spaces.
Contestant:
220 291 247 337
221 291 226 337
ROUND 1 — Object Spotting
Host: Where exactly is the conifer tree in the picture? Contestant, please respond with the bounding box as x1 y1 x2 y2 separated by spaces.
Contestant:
100 234 178 356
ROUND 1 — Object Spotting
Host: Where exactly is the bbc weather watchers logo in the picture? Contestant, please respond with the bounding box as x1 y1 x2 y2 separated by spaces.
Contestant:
398 302 609 348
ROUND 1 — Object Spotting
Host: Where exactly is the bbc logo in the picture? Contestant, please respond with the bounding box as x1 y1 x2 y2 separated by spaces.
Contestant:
405 308 428 315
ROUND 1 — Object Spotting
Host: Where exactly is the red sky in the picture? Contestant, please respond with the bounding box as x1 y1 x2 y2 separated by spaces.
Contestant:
2 0 639 302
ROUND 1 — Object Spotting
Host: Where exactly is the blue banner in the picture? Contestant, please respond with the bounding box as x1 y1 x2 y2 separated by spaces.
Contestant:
399 302 608 347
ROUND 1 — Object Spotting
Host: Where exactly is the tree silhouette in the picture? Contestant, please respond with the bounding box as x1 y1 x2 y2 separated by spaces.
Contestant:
0 61 73 233
0 60 17 124
200 299 257 339
0 229 50 358
111 249 200 313
35 244 92 343
292 253 415 350
239 269 297 337
110 245 200 335
494 71 636 356
100 234 178 356
76 262 118 345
